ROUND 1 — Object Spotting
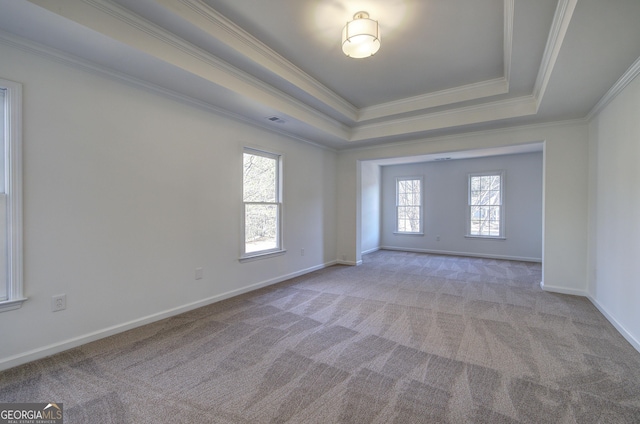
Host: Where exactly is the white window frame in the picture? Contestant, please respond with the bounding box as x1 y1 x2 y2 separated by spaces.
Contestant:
240 147 285 261
466 171 505 239
394 176 424 235
0 78 25 312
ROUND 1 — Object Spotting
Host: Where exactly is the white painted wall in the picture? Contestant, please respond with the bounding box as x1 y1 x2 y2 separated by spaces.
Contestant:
360 162 381 254
380 152 543 261
0 33 609 368
337 122 589 293
540 126 590 295
0 42 337 369
588 73 640 350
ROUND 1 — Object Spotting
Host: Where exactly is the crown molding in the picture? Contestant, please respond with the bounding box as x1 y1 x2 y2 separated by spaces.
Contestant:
24 0 528 141
341 117 588 154
26 0 350 139
12 0 533 146
358 0 513 122
17 0 579 147
0 30 338 152
587 54 640 120
1 20 551 150
503 0 514 81
358 78 509 122
350 96 538 141
156 0 516 124
351 0 577 139
532 0 578 108
155 0 358 121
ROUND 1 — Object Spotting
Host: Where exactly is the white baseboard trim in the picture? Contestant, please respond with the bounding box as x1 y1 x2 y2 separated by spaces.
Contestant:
587 295 640 354
0 260 338 372
336 260 363 266
380 246 542 263
361 247 380 255
539 281 588 296
539 283 640 354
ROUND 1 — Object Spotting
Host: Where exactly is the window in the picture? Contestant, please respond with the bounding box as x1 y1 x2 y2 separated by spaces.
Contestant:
468 172 504 238
395 177 423 234
242 148 283 258
0 78 24 312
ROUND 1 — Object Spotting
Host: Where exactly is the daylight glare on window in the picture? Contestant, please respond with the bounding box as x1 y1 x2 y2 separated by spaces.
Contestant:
243 151 280 254
0 78 25 312
469 174 502 237
0 88 5 301
396 178 422 233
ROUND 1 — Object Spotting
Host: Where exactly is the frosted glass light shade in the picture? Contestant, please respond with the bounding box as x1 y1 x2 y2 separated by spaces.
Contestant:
341 12 380 58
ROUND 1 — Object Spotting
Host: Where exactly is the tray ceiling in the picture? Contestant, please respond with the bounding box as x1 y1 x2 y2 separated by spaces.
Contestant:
1 0 640 148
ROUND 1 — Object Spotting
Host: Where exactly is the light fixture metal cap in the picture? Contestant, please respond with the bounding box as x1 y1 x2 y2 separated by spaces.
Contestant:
342 11 380 58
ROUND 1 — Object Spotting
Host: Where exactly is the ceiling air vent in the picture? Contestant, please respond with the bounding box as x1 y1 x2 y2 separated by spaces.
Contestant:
434 157 452 161
266 116 286 124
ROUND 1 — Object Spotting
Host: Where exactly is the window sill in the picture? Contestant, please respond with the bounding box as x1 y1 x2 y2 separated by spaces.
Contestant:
0 297 27 313
239 249 287 263
465 235 506 240
393 232 424 236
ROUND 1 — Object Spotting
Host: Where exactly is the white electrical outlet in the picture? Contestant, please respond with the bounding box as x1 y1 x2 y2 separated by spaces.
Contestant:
300 248 305 256
436 235 441 241
52 294 66 312
195 267 203 280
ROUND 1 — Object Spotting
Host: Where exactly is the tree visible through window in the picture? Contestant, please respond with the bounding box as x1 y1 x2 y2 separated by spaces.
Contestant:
0 78 24 312
0 88 5 301
243 149 281 255
468 173 503 237
396 177 422 234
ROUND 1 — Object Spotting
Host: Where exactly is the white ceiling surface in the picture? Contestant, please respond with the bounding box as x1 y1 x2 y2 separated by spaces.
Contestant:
1 0 640 150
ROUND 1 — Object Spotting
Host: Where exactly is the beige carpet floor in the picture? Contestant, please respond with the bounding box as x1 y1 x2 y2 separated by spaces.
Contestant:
1 250 640 423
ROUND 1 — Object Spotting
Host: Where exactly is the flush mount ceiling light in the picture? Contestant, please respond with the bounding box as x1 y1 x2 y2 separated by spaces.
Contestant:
342 11 380 58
